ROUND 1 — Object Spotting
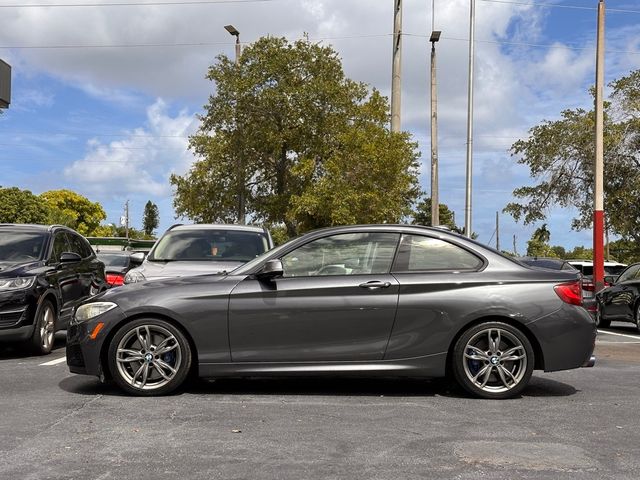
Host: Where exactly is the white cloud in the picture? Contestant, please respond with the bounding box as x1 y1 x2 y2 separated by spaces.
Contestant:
63 98 198 198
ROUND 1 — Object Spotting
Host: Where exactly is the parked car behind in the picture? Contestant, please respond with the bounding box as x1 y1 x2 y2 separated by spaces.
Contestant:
96 251 143 287
68 224 595 399
0 224 106 354
596 262 640 330
567 260 627 299
124 224 274 284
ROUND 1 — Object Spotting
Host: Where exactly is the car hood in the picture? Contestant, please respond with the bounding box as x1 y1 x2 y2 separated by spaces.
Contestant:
95 272 246 312
0 260 44 277
133 259 244 280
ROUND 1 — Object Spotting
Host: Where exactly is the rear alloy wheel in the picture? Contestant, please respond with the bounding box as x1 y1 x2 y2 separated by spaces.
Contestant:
635 304 640 333
107 318 192 396
29 300 57 355
452 322 534 399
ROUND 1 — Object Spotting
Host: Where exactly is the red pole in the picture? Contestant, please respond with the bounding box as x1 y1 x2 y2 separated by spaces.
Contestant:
594 0 605 292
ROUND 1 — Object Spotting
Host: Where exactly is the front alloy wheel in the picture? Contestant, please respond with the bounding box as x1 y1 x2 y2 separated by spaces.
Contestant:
107 319 191 396
635 303 640 333
452 322 534 399
30 300 56 355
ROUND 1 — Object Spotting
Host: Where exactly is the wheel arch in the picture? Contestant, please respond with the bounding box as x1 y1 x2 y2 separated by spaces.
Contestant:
445 316 545 374
99 312 199 381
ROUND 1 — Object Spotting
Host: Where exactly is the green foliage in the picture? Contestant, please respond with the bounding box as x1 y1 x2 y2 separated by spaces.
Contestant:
142 201 160 236
505 69 640 245
411 197 456 228
172 36 421 236
608 239 640 264
40 189 106 236
0 187 49 224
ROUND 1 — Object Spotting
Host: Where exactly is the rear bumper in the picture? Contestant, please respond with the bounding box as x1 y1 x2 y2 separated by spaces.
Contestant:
527 304 596 372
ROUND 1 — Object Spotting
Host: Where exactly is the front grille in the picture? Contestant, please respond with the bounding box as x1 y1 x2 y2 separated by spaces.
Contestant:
66 344 85 368
0 309 27 328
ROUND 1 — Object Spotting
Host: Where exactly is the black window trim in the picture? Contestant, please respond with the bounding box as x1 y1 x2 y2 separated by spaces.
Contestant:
390 233 487 274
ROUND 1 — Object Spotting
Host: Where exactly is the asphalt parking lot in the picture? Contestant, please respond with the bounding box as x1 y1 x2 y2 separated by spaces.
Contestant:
1 323 639 480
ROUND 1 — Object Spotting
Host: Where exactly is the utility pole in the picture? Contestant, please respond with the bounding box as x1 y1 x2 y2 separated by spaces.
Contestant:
430 11 441 227
513 234 517 256
124 200 130 241
464 0 476 238
593 0 605 292
391 0 403 132
225 24 246 224
496 211 500 251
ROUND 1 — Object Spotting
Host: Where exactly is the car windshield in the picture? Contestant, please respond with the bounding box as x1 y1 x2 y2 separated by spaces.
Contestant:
0 231 47 262
97 253 130 267
149 229 270 262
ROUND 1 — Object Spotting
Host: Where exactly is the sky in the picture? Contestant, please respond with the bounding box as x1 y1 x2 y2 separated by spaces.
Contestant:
1 0 640 253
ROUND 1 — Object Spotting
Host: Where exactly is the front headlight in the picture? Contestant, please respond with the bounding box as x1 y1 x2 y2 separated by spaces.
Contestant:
75 302 117 323
124 270 145 284
0 276 36 291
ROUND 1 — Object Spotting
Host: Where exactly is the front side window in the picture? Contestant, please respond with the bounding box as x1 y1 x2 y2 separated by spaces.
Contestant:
67 233 92 258
617 265 640 283
393 234 483 272
51 233 70 263
281 232 400 278
0 232 47 262
149 230 270 262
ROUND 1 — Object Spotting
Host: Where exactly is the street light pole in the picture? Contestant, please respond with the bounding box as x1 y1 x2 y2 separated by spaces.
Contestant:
224 24 246 224
464 0 476 238
391 0 403 132
594 0 606 292
430 30 441 226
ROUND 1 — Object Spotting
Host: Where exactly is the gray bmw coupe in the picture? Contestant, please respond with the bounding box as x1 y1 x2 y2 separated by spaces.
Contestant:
67 225 595 399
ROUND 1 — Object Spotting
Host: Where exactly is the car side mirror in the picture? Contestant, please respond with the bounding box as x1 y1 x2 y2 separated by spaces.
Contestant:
130 252 145 265
59 252 82 264
256 259 284 280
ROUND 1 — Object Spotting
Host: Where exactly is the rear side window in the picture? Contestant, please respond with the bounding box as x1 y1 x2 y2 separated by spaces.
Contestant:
392 234 483 272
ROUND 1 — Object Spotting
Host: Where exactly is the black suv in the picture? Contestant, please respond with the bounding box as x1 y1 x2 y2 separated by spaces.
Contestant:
0 224 106 354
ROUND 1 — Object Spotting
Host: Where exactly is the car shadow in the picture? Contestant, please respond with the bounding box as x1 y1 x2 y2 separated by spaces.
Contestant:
600 322 640 335
59 374 577 399
0 332 66 360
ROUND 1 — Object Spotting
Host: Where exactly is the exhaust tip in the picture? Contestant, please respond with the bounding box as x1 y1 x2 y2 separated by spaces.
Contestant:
582 355 596 368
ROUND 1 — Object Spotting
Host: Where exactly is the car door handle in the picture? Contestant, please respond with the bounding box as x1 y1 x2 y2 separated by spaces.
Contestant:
359 281 391 290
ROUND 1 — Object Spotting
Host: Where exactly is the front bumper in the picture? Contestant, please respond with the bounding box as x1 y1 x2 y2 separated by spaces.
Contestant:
66 306 126 377
0 290 37 341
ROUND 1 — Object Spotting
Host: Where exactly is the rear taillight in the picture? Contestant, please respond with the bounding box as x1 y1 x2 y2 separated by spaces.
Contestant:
582 280 595 292
106 273 125 286
554 281 583 306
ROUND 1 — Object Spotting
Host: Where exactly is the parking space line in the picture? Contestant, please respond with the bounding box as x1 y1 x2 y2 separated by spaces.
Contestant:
597 329 640 340
39 356 67 366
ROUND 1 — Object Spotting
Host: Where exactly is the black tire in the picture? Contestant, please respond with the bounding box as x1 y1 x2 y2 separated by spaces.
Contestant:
452 321 535 400
596 308 610 329
107 318 192 396
29 299 57 355
635 303 640 333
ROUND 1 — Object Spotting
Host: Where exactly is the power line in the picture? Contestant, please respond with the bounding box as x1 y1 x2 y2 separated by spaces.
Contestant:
0 0 277 8
480 0 640 15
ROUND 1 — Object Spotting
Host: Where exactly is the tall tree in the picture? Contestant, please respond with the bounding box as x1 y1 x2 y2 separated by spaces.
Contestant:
505 69 640 243
40 189 106 236
0 187 49 224
142 201 159 236
172 36 420 237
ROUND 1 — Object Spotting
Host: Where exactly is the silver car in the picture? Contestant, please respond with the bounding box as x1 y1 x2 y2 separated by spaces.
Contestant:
124 224 273 283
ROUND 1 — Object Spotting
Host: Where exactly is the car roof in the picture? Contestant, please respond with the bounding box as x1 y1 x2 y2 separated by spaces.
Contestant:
0 223 72 233
169 224 266 233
